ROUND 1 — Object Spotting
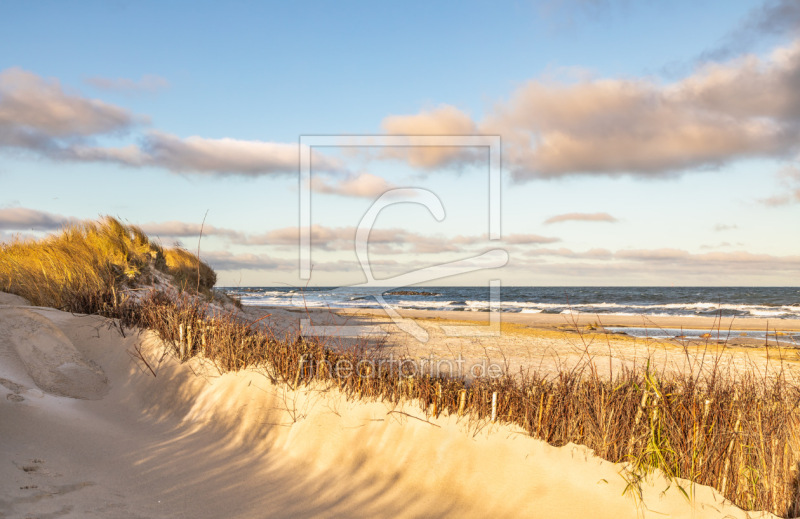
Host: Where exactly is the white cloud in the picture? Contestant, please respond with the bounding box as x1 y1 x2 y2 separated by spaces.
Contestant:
0 207 71 231
138 131 335 176
524 247 613 259
484 41 800 179
58 131 341 176
454 233 560 245
759 164 800 206
5 34 800 183
509 246 800 284
201 250 295 271
544 212 617 224
239 224 557 254
378 105 482 168
0 68 339 176
700 0 800 61
139 220 244 240
310 172 396 198
382 39 800 180
0 68 140 153
713 223 738 231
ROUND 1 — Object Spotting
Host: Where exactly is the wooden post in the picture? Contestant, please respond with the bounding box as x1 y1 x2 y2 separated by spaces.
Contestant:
186 325 193 358
432 383 442 418
201 327 207 355
491 392 498 422
458 389 467 417
293 355 305 388
179 324 185 360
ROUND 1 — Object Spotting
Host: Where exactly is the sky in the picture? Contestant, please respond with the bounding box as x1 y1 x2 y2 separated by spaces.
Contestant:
1 0 799 287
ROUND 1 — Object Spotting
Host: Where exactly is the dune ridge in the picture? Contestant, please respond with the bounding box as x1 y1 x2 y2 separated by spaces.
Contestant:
0 293 770 518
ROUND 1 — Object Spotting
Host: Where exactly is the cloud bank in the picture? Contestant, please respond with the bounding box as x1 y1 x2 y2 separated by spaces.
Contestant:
4 11 800 189
701 0 800 61
0 68 338 176
0 68 140 155
240 224 559 253
139 220 244 240
383 39 800 180
202 250 295 271
310 172 396 198
61 132 341 176
379 105 482 169
759 164 800 205
544 212 617 224
0 207 71 231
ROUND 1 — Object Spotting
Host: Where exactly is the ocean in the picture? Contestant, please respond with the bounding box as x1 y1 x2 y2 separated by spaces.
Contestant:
221 286 800 320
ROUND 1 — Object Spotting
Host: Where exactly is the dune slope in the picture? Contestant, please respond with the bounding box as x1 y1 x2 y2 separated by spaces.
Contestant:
0 295 772 518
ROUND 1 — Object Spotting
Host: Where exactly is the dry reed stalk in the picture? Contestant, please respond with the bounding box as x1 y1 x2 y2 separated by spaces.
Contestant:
720 398 742 496
627 390 650 457
536 392 546 438
772 438 780 515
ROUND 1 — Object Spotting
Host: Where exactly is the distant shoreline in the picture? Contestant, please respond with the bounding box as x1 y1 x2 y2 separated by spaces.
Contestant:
245 304 800 333
224 286 800 321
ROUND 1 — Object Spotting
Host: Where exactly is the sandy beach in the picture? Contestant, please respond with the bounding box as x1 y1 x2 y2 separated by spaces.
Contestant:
0 292 778 518
243 305 800 382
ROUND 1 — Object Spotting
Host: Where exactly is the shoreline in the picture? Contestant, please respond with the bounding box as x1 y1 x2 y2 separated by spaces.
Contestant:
241 304 800 383
246 305 800 333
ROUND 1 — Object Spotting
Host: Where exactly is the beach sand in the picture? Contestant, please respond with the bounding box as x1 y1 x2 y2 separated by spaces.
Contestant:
0 293 782 518
244 305 800 381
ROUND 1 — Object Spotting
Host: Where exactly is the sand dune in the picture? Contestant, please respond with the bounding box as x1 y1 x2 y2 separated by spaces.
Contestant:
0 294 774 518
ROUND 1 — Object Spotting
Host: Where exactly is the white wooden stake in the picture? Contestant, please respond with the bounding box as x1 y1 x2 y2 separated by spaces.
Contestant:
293 355 305 388
179 324 185 359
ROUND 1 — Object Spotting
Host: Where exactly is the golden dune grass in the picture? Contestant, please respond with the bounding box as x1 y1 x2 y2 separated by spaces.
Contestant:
0 216 215 312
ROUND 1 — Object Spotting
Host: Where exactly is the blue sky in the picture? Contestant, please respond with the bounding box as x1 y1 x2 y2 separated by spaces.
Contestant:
1 0 799 286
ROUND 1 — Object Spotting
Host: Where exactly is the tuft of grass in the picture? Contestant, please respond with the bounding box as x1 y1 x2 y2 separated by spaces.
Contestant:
163 247 217 294
0 216 215 312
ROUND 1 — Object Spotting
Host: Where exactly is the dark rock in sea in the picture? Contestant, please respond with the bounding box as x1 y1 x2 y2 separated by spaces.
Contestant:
385 290 438 296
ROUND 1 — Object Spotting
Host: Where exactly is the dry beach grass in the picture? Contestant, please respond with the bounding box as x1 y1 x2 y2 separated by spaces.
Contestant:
0 216 216 313
126 293 800 516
